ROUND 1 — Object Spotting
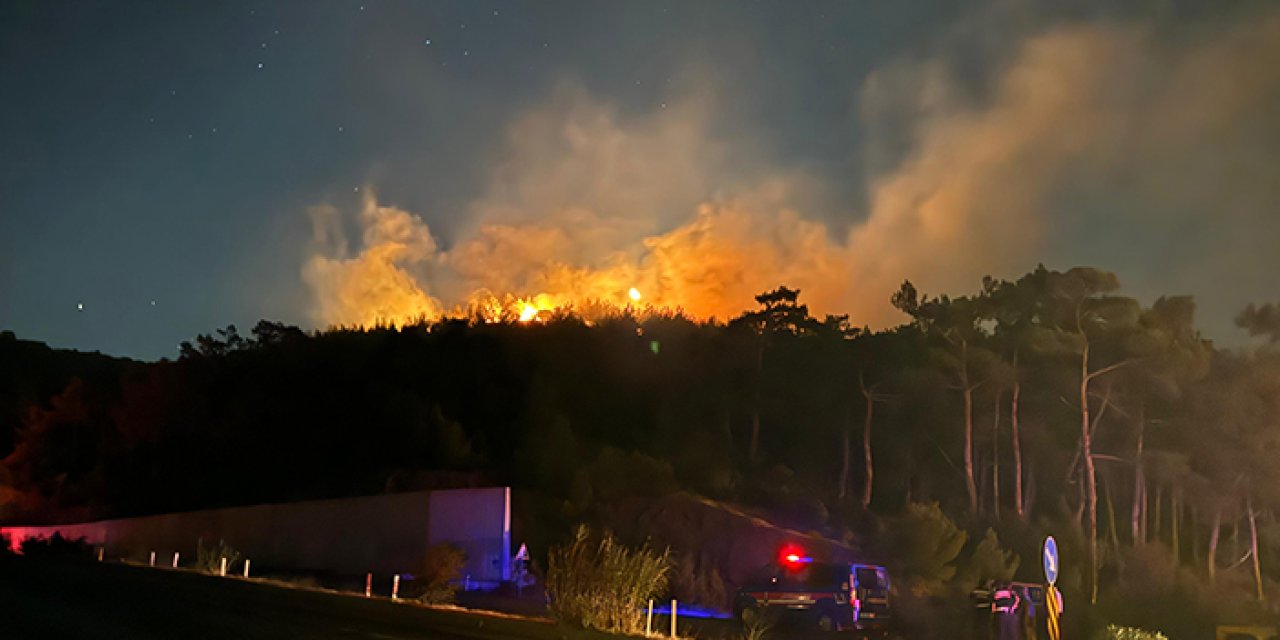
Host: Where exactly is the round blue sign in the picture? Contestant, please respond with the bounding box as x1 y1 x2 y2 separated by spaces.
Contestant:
1043 536 1059 585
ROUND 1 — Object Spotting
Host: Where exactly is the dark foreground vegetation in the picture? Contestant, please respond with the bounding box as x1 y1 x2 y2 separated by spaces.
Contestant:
0 551 621 640
3 265 1280 638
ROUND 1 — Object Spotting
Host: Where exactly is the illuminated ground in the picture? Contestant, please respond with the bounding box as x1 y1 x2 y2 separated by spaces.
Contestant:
0 556 603 640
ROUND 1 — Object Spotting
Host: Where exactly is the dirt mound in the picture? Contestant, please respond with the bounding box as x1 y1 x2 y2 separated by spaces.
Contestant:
602 492 864 610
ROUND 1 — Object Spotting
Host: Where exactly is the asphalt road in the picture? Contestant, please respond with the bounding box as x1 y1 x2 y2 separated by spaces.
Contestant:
0 556 574 640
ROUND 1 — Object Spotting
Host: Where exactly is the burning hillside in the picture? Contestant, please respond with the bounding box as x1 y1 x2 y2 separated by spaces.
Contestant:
302 192 862 327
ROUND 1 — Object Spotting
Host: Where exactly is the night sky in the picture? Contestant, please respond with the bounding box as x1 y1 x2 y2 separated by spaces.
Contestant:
3 1 1278 360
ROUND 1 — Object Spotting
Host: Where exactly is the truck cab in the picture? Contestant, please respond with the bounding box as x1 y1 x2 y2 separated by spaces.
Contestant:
733 546 891 634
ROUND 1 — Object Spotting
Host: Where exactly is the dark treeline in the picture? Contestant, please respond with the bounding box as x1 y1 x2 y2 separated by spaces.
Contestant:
3 265 1280 636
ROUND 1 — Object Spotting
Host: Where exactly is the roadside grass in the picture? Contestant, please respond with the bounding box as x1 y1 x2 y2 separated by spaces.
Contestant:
50 554 676 640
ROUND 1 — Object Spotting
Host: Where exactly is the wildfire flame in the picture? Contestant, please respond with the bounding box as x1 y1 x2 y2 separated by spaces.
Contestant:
303 194 861 328
518 303 539 322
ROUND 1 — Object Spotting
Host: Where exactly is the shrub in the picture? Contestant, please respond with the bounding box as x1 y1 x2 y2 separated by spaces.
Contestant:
546 524 670 634
669 550 729 610
195 538 242 575
738 607 777 640
956 528 1020 588
19 533 93 560
1097 625 1169 640
417 542 466 604
1094 543 1258 639
586 447 679 504
882 502 967 594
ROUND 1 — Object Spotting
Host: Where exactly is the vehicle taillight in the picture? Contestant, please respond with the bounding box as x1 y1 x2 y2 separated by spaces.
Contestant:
779 544 812 569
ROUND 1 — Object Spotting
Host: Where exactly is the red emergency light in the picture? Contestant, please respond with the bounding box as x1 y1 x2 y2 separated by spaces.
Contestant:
779 543 812 568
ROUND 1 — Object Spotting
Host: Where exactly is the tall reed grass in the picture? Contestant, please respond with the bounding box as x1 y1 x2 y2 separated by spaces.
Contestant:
546 525 670 634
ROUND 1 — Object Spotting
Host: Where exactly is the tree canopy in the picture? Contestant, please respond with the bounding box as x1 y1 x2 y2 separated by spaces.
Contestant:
2 268 1279 636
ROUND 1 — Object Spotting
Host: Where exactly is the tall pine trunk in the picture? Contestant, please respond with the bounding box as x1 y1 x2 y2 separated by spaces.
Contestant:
1010 350 1025 518
992 390 1002 521
1105 477 1122 554
1154 485 1163 541
1171 489 1180 566
860 376 876 509
1208 507 1221 583
1080 343 1100 604
1142 480 1150 543
961 341 979 517
1249 494 1264 602
1191 507 1202 566
1132 407 1145 545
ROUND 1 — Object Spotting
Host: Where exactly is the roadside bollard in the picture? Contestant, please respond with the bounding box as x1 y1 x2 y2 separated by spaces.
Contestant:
365 572 372 597
219 556 227 576
172 551 180 568
149 551 156 567
646 599 654 636
391 574 401 601
243 559 251 578
670 599 677 638
97 547 104 562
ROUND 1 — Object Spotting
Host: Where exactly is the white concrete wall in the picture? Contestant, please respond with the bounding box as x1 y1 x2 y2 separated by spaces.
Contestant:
1 487 510 582
429 486 510 586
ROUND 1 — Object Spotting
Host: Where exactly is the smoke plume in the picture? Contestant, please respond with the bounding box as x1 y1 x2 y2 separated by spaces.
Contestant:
304 9 1280 332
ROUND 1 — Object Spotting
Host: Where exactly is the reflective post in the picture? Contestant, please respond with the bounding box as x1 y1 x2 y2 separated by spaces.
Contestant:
670 599 677 638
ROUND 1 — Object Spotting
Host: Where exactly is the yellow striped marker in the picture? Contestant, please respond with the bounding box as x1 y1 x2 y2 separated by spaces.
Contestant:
1046 585 1062 640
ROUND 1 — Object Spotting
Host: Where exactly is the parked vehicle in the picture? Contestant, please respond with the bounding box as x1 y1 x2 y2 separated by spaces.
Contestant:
733 545 891 634
970 580 1048 639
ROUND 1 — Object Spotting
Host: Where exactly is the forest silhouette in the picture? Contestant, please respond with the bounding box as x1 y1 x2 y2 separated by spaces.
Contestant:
3 264 1280 637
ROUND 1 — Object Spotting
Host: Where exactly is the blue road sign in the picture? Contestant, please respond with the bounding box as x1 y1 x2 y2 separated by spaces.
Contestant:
1043 536 1059 585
